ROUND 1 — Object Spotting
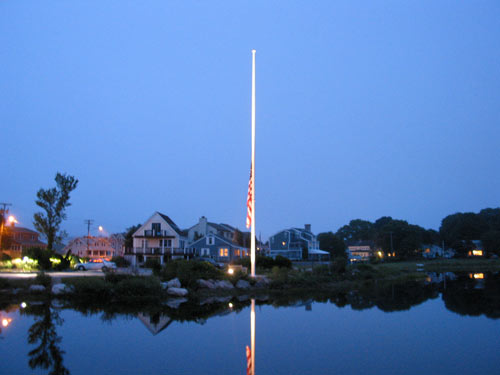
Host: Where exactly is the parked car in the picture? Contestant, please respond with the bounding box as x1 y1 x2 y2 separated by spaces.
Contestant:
197 257 224 269
74 259 116 272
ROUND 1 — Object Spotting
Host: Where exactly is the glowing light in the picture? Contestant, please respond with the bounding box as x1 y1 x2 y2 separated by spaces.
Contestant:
377 251 383 258
228 302 233 308
472 250 483 256
2 318 11 327
471 273 484 279
7 215 17 224
228 268 234 275
99 226 103 232
50 257 61 265
21 302 27 309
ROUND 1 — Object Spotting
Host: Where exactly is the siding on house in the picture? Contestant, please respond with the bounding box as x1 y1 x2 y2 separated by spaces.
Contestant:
189 234 249 263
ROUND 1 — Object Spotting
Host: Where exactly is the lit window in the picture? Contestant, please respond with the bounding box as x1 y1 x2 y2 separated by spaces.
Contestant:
472 250 483 256
219 248 228 257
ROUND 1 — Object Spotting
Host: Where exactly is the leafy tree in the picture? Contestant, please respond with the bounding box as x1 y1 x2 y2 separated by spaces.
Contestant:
124 224 141 250
317 232 346 258
33 173 78 250
336 219 375 242
481 230 500 256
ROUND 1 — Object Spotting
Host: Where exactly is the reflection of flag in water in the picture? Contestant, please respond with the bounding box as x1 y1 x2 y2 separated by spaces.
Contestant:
246 345 252 375
246 166 253 229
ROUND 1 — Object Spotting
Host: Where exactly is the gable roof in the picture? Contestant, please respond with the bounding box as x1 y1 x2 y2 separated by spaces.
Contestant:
190 233 249 250
157 212 183 235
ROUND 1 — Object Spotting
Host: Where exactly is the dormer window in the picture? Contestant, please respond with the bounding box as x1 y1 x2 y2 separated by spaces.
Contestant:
207 236 215 245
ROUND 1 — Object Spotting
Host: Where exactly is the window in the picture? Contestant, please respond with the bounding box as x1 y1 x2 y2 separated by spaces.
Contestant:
219 248 228 257
152 223 161 233
235 249 240 256
167 239 172 247
207 236 215 245
201 248 209 256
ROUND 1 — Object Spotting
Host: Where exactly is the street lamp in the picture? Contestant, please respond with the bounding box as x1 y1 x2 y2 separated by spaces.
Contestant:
8 215 17 226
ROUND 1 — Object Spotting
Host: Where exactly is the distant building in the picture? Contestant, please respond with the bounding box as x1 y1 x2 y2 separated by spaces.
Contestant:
189 233 249 263
125 212 188 266
187 216 236 243
61 235 124 260
1 224 46 259
422 244 455 259
346 240 375 262
468 240 484 257
269 225 329 261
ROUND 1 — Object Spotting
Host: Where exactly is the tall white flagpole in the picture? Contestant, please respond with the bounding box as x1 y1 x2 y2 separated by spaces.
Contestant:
251 49 256 279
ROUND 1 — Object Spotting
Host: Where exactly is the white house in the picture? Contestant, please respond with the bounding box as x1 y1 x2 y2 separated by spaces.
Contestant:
125 212 188 266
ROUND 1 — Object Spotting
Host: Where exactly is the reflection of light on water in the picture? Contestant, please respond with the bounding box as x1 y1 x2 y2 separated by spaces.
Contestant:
469 273 484 279
2 318 12 327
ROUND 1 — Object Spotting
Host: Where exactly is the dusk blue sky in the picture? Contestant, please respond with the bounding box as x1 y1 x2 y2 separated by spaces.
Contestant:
1 1 499 240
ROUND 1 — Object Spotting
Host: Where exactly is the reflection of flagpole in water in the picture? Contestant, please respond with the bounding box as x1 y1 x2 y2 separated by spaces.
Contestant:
251 298 255 375
246 299 256 375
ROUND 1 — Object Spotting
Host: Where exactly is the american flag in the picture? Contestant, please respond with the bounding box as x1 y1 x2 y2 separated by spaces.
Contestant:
246 345 252 375
246 166 253 229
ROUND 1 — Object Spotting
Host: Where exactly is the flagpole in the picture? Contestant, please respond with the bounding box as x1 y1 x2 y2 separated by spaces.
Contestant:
251 49 256 279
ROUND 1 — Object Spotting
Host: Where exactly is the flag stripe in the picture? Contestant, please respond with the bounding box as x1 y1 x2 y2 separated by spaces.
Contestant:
246 165 253 229
246 345 252 375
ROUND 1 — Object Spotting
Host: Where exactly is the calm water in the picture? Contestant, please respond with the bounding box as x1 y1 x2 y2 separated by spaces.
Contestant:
1 274 499 375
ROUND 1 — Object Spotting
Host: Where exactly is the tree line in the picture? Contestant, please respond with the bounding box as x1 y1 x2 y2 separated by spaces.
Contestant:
318 208 500 259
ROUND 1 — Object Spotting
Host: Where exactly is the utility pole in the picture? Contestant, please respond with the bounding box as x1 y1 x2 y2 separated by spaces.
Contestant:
0 203 12 250
84 219 94 257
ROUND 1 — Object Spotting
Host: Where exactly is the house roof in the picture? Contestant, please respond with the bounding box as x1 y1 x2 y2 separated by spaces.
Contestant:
190 233 249 250
6 226 39 235
157 212 183 236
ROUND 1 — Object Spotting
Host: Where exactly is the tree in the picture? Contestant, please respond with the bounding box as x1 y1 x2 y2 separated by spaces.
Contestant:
33 173 78 250
336 219 375 242
317 232 346 258
481 230 500 256
124 224 141 251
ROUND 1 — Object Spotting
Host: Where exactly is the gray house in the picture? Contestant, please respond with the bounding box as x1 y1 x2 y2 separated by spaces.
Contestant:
189 233 249 263
269 224 329 261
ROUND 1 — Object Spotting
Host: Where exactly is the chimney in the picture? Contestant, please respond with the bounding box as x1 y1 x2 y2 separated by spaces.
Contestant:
305 224 311 232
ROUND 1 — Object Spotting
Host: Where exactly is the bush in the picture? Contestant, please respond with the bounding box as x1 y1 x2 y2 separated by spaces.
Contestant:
330 257 348 274
111 256 130 268
312 264 330 276
274 255 292 269
269 266 290 286
66 277 110 298
104 273 129 284
144 258 162 275
1 253 11 261
23 247 52 270
159 259 223 289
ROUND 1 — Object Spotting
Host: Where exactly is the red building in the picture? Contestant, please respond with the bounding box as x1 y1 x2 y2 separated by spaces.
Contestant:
1 225 47 259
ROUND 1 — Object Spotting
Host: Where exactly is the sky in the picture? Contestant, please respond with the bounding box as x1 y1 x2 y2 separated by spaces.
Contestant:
1 1 499 240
